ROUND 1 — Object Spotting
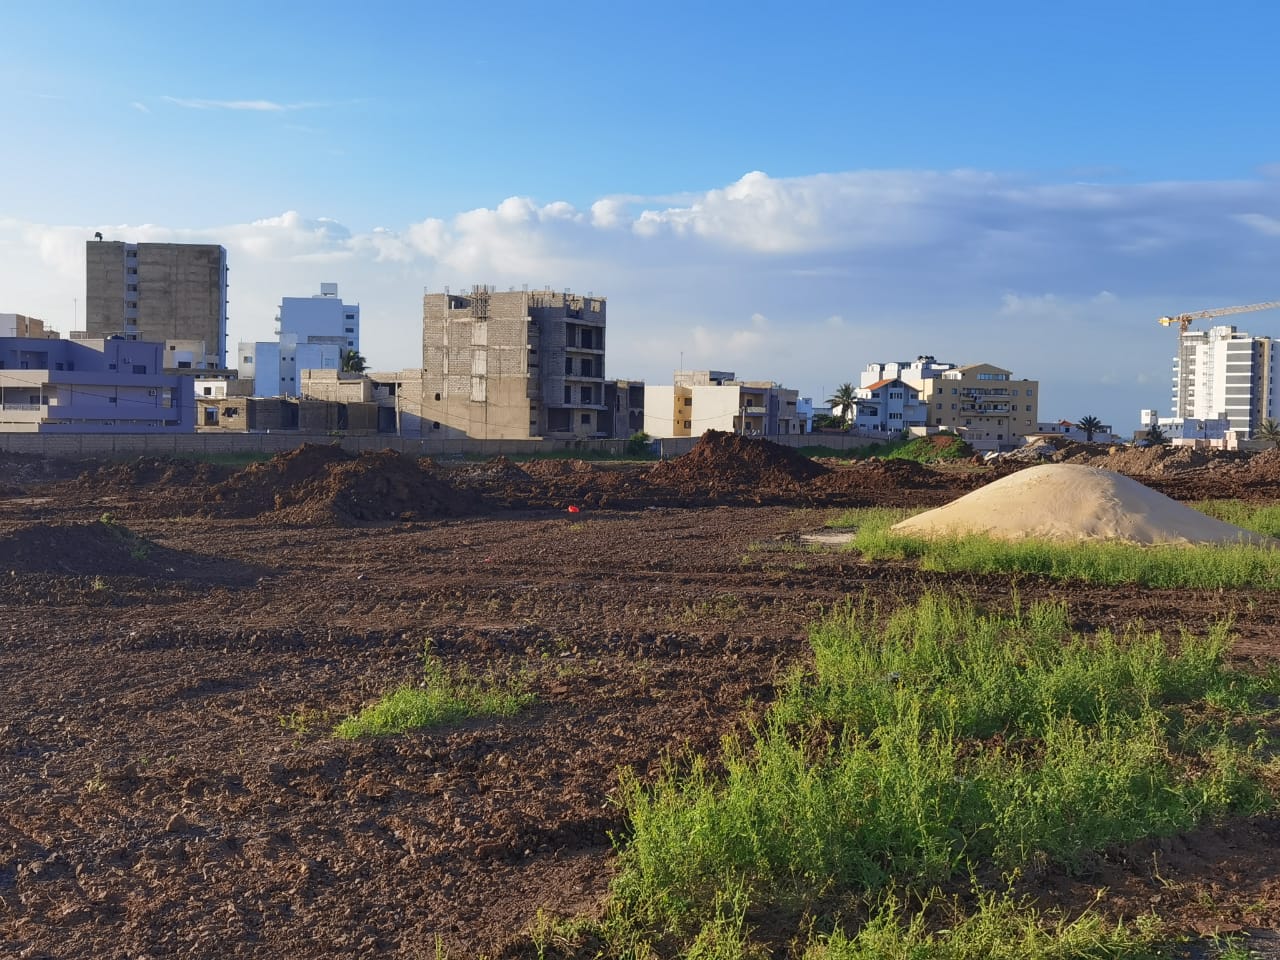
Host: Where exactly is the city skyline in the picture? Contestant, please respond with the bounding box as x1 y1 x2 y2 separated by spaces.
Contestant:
5 1 1280 430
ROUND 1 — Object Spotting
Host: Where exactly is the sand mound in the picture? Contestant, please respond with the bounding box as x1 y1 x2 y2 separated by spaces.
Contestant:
891 464 1272 545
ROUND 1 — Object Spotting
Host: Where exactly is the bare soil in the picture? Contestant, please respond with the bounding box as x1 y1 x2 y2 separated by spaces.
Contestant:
2 433 1279 958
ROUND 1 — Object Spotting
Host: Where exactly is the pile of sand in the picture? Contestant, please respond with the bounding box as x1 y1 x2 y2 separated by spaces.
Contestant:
891 464 1272 545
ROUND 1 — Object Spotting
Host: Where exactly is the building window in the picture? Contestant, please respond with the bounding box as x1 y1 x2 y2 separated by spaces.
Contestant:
565 357 573 374
683 420 691 428
243 356 253 364
434 392 441 401
581 413 591 425
936 403 942 409
951 388 957 394
432 421 440 430
1025 405 1032 412
108 396 118 404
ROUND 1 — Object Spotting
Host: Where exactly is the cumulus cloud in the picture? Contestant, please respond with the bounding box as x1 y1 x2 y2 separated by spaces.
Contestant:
7 166 1280 428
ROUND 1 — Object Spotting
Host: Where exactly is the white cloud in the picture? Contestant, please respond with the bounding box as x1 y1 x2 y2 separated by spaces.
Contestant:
7 166 1280 429
160 97 326 112
130 101 150 114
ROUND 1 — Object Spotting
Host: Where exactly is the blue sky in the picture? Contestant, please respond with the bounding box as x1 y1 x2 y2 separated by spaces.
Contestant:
4 1 1280 429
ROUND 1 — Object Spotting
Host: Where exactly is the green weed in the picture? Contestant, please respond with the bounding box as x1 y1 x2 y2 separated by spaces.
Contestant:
334 649 534 739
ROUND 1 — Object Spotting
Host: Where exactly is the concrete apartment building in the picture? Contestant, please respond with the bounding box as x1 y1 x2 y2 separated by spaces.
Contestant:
644 370 801 438
0 315 59 339
419 286 607 439
1170 325 1276 439
921 363 1039 450
85 240 229 370
239 283 360 398
602 379 646 438
0 336 194 432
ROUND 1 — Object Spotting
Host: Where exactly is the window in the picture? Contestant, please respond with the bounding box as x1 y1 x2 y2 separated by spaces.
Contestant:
1026 389 1034 396
132 364 147 374
565 357 573 374
936 403 942 409
203 387 213 396
243 356 253 364
683 420 691 428
951 403 957 410
951 388 957 394
432 421 440 430
108 396 118 404
564 386 571 403
581 413 591 425
580 386 591 403
434 392 441 401
1025 405 1031 412
344 327 354 334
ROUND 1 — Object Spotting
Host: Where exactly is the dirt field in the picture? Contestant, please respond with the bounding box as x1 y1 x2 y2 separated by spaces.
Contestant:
1 433 1278 958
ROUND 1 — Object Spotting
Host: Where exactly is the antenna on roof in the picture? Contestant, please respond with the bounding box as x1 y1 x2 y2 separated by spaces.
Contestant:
94 231 103 241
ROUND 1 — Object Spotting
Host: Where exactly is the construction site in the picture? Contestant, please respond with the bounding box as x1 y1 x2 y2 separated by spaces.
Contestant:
0 431 1278 958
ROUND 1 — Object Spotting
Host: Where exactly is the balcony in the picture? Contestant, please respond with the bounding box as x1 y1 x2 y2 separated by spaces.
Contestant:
743 405 767 415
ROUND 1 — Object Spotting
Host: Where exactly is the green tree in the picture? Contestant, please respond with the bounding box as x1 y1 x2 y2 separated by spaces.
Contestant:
1255 417 1280 448
341 349 368 374
1076 415 1103 442
827 383 857 428
1145 423 1170 447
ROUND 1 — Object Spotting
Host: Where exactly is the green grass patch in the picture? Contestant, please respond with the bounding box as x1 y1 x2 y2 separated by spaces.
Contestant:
799 434 971 463
567 592 1277 959
334 651 533 738
828 507 1280 590
1195 499 1280 538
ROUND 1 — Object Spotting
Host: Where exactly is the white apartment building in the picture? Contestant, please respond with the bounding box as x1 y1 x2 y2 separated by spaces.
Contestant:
860 356 956 390
1171 325 1276 438
852 378 927 435
644 370 801 438
238 283 360 398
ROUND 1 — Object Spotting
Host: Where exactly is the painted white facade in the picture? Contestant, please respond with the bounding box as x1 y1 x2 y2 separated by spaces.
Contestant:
238 283 358 398
644 370 801 438
1171 324 1276 438
1138 408 1232 444
1034 420 1122 444
860 356 956 390
852 378 927 435
0 336 194 432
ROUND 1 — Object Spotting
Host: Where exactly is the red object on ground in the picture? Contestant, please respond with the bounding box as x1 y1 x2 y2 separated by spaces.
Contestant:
567 505 580 513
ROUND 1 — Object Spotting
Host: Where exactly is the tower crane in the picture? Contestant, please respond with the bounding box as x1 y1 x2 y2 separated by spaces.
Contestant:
1157 300 1280 333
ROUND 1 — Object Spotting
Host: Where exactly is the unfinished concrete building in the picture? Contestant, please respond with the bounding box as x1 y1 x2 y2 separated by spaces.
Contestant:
85 240 228 370
420 287 606 439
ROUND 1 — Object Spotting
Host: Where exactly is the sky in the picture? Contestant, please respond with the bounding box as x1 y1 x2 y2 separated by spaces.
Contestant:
4 1 1280 431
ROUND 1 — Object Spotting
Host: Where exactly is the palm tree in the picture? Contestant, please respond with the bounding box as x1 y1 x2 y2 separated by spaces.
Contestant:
827 383 857 428
1145 423 1170 447
1255 417 1280 448
341 349 368 374
1076 415 1103 442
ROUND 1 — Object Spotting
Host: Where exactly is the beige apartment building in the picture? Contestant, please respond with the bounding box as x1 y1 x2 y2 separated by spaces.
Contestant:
644 370 801 438
920 363 1039 450
0 314 59 339
419 286 606 439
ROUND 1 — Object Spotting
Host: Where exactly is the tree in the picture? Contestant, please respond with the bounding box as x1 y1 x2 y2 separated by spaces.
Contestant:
341 349 368 374
1255 418 1280 448
827 383 857 428
1144 423 1170 447
1076 415 1103 443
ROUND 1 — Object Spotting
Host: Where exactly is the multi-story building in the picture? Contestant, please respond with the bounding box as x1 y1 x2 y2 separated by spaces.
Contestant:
0 335 194 432
860 356 956 391
0 314 59 339
920 363 1039 451
238 283 360 398
1137 409 1232 446
644 370 801 438
602 379 646 438
419 286 607 439
1170 325 1276 438
85 240 228 369
852 377 928 435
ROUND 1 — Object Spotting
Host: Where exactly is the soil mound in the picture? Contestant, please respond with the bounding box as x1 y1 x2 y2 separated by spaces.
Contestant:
274 449 485 524
892 464 1272 545
202 444 353 518
522 459 599 478
76 456 223 494
0 519 240 578
650 431 829 488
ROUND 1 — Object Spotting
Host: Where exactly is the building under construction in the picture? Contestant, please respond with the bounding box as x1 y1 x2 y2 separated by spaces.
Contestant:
419 287 607 439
